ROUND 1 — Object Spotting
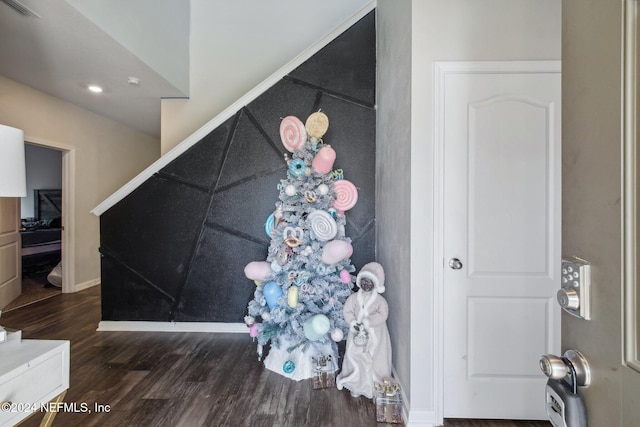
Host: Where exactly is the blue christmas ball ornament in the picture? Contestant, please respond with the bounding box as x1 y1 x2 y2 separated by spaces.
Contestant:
283 360 295 374
264 212 275 237
263 281 283 309
289 159 306 177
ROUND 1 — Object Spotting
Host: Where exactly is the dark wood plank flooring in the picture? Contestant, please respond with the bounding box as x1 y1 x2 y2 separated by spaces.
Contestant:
1 286 551 427
1 286 382 426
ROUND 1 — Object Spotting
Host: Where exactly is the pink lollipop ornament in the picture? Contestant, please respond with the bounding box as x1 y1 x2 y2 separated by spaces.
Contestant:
332 179 358 211
279 116 307 152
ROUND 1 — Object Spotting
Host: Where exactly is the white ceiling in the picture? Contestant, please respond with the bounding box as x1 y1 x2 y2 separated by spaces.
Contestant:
0 0 190 138
0 0 373 140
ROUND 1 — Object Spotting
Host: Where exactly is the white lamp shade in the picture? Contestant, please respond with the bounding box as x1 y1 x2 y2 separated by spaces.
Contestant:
0 124 27 197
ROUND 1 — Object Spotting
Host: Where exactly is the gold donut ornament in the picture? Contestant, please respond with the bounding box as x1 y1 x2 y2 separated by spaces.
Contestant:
284 236 301 248
305 112 329 139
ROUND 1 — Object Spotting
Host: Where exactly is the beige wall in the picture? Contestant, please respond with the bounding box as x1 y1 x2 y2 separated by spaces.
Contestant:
562 0 640 425
377 0 561 422
0 75 159 289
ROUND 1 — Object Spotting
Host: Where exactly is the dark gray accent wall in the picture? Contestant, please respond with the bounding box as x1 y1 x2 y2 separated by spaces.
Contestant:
99 11 376 322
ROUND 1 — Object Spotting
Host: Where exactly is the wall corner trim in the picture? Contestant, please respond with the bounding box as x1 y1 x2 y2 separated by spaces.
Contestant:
97 321 247 333
90 0 376 217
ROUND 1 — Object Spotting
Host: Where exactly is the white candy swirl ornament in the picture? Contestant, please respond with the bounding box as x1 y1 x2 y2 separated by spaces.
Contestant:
280 116 307 152
332 179 358 211
308 210 337 241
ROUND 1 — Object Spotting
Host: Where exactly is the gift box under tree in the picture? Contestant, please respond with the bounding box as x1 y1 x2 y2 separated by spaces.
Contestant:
375 378 403 424
312 354 336 389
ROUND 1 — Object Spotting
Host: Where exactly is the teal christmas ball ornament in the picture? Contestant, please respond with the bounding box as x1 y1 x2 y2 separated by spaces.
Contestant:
289 159 306 177
283 360 295 374
264 212 275 237
303 314 331 341
263 281 283 309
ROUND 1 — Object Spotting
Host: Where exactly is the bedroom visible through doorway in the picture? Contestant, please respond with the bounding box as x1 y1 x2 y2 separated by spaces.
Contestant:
12 144 63 310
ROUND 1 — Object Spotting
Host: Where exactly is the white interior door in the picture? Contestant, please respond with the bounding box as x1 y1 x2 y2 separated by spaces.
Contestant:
0 197 22 309
440 62 561 420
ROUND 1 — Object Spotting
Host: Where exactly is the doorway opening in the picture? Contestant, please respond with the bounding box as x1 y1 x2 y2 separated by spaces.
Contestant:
4 141 74 312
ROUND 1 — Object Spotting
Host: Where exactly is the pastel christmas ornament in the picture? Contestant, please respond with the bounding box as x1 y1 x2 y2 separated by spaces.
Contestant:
264 212 275 237
271 261 282 273
280 116 307 152
276 248 289 266
263 281 283 309
284 184 296 196
321 240 353 264
317 183 329 196
250 323 258 337
304 190 317 203
289 159 306 177
288 286 299 307
331 327 344 342
312 146 336 174
340 269 351 284
333 179 358 211
305 112 329 138
244 261 271 281
283 360 295 374
308 210 337 241
303 314 331 341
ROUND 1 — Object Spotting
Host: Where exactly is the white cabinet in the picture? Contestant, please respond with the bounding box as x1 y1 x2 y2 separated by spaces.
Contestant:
0 340 70 426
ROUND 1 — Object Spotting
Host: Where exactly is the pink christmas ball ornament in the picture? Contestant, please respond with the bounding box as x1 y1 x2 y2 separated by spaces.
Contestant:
339 269 352 284
279 116 307 152
244 261 272 281
249 323 258 337
311 146 336 174
321 240 353 264
332 179 358 211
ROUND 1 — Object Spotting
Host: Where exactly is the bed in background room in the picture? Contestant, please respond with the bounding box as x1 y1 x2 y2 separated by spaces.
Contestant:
21 189 62 284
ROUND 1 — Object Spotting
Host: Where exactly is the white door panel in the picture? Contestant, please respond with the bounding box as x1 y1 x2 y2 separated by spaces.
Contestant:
441 62 561 419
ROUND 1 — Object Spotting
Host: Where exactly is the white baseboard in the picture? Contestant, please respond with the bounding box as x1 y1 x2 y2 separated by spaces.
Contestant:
73 278 100 292
97 321 248 333
405 410 437 427
390 366 438 427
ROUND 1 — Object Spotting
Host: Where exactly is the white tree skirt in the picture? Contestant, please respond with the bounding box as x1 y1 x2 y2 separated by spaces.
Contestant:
264 337 337 381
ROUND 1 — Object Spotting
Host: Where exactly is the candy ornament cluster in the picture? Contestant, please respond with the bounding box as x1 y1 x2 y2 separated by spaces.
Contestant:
243 112 359 380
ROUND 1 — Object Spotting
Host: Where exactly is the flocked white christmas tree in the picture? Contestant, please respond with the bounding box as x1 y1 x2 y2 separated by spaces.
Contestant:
243 111 359 380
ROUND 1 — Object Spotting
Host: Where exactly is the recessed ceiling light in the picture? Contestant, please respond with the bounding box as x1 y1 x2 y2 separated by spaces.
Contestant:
88 85 103 93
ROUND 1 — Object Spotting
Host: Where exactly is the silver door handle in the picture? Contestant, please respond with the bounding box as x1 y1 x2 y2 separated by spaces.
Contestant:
449 258 463 269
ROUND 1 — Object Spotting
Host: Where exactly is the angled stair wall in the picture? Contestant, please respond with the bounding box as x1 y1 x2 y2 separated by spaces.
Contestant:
99 11 376 322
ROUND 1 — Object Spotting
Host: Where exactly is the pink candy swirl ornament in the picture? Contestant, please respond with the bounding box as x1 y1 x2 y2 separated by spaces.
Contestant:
280 116 307 152
332 179 358 211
